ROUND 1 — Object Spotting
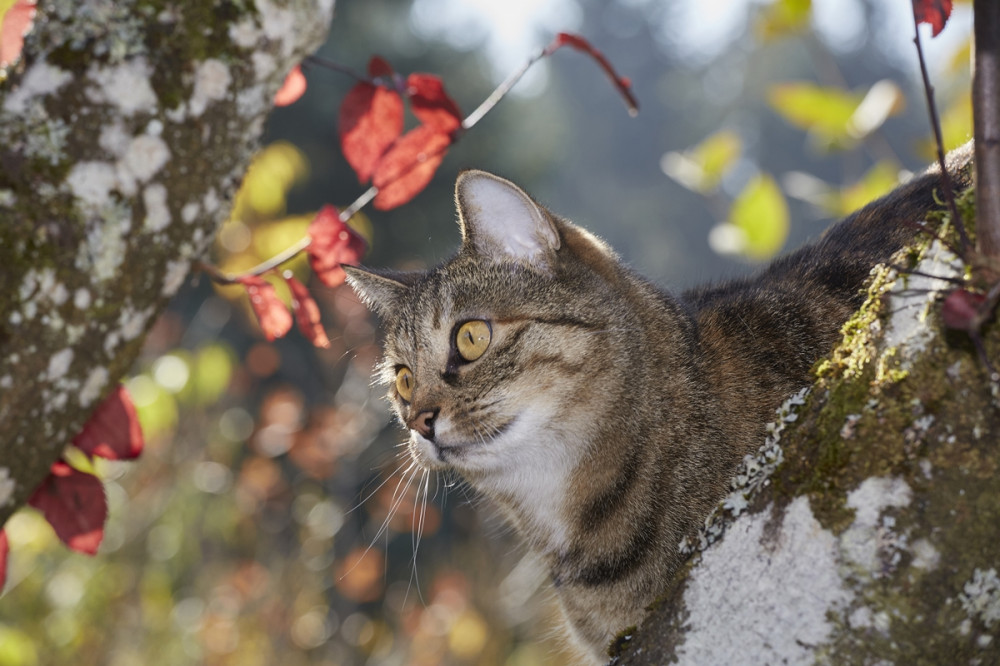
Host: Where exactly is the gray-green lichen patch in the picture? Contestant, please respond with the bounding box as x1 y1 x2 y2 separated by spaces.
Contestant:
0 0 334 525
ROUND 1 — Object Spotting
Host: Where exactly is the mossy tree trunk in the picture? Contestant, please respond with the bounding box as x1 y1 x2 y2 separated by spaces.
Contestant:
611 228 1000 664
0 0 333 525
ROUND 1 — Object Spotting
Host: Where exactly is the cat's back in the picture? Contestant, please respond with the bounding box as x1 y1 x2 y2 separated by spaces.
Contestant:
681 144 973 440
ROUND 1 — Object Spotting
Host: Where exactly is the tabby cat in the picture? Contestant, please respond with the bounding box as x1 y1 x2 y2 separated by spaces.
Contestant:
344 144 972 662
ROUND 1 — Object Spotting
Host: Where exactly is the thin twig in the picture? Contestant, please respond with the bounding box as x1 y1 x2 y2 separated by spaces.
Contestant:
197 235 313 285
303 55 368 83
462 48 546 131
912 12 971 253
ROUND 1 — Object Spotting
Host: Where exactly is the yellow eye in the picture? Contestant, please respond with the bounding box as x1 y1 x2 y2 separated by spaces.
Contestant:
456 320 491 362
395 366 414 402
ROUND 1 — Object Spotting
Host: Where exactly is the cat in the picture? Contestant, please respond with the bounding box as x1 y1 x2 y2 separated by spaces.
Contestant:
344 143 972 663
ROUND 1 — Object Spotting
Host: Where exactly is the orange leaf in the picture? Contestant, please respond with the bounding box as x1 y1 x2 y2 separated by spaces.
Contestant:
372 125 452 210
307 204 367 287
0 0 35 68
28 461 106 555
284 274 331 348
72 385 144 460
339 81 404 184
238 275 293 341
274 64 307 106
406 73 463 133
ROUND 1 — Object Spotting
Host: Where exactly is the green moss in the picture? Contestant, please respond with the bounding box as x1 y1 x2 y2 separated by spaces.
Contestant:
607 625 637 659
771 184 1000 662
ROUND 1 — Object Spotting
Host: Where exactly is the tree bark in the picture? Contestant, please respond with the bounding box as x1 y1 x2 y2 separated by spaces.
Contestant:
974 0 1000 263
0 0 333 525
611 225 1000 664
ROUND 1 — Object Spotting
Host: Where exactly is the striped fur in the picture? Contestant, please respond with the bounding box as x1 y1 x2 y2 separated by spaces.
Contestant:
345 148 972 662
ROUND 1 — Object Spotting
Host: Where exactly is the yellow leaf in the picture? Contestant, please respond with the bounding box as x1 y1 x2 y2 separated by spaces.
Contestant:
729 173 789 260
756 0 812 40
768 82 862 144
191 344 235 406
661 130 742 193
0 625 39 666
848 80 905 139
830 161 900 216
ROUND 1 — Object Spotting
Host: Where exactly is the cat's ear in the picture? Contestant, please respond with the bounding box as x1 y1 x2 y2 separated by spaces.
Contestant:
455 170 560 268
343 265 410 316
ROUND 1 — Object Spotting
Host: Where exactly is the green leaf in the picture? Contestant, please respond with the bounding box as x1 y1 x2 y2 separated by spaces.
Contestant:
830 161 900 216
191 344 234 406
768 82 862 143
660 130 742 193
126 375 178 439
729 173 789 260
756 0 812 40
0 625 38 666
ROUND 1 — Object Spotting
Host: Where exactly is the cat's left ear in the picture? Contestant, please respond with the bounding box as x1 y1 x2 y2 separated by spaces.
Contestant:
455 170 560 269
344 265 410 317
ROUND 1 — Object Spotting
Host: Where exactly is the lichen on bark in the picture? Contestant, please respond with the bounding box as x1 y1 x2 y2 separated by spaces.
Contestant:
612 196 1000 664
0 0 334 525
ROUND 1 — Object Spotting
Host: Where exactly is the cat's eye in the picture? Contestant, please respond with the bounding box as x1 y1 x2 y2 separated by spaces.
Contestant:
456 320 492 362
395 366 414 402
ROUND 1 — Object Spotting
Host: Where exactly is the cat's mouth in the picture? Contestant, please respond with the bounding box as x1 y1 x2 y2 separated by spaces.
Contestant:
413 415 517 467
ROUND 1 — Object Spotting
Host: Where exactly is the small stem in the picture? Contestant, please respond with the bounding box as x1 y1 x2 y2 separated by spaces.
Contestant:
302 55 368 83
200 235 313 285
339 186 378 219
462 48 546 131
912 13 971 253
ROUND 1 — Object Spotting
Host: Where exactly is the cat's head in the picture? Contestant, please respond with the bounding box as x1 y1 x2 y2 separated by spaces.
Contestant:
345 171 635 485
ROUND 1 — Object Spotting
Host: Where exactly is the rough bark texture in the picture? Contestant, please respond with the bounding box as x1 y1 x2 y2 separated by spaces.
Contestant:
0 0 333 525
611 199 1000 664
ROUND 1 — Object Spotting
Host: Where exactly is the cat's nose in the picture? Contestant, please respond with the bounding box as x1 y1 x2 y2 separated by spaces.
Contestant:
409 408 439 440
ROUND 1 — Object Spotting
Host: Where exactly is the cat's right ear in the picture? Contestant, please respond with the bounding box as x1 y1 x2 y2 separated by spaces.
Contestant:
455 170 560 270
343 265 409 317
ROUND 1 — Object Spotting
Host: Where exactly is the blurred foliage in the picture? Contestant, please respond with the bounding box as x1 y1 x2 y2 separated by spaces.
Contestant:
0 0 977 664
711 173 790 260
755 0 812 40
660 129 743 194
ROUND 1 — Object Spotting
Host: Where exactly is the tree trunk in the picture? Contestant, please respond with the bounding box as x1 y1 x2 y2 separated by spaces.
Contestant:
610 220 1000 664
0 0 333 525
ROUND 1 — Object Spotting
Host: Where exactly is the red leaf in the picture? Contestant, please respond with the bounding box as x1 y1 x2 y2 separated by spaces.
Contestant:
372 126 452 210
546 32 639 116
913 0 953 37
307 205 367 287
274 64 307 107
0 0 35 68
72 385 144 460
0 531 8 591
941 288 986 332
284 274 331 348
339 81 404 184
28 461 106 555
238 275 293 341
367 55 394 79
406 73 463 133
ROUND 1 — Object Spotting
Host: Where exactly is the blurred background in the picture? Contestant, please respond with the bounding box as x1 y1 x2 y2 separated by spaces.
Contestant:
0 0 974 664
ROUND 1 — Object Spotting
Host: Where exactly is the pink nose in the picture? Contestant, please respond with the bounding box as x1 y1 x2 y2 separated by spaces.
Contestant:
409 409 438 439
